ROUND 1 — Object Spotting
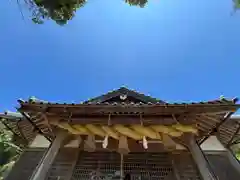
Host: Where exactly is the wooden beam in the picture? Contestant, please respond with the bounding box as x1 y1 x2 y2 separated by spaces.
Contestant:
65 136 82 180
29 129 68 180
162 134 176 151
19 103 239 116
44 114 197 125
21 112 52 142
199 112 234 145
227 123 240 147
187 135 217 180
200 115 220 123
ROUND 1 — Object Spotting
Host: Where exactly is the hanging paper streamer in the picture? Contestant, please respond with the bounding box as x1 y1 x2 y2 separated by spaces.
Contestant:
102 135 109 148
143 136 148 149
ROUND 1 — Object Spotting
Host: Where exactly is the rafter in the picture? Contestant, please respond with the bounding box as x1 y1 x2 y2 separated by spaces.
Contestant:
227 123 240 148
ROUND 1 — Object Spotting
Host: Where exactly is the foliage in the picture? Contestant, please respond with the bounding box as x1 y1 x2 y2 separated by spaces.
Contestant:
235 148 240 160
234 0 240 9
17 0 240 25
0 128 22 180
25 0 86 25
230 143 240 160
125 0 148 8
23 0 149 25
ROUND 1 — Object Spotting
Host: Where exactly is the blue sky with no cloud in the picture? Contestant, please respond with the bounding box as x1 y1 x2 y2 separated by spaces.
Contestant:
1 0 240 112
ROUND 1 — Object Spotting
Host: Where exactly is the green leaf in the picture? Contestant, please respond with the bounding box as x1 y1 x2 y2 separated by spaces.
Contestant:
234 0 240 9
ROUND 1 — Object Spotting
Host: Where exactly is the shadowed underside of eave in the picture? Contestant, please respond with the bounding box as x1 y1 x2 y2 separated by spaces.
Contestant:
217 116 240 147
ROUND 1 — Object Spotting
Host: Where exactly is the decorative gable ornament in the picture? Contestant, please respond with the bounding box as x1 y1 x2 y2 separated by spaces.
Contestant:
120 94 127 100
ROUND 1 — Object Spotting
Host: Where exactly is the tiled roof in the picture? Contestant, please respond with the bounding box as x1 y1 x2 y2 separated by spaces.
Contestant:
0 111 23 120
0 111 51 146
18 98 238 106
17 87 165 106
0 112 34 146
17 87 238 109
82 87 165 104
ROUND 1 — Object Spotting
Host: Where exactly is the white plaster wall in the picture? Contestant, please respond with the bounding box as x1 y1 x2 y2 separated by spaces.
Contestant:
30 135 50 148
176 143 186 150
64 139 80 147
200 136 226 151
30 135 81 148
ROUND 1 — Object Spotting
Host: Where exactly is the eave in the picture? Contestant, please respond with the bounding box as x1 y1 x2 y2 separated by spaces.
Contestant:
17 97 240 146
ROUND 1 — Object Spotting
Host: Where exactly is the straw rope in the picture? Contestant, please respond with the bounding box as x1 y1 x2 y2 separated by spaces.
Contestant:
51 122 198 139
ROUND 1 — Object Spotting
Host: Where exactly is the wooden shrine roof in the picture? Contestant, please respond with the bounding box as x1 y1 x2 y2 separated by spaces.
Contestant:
2 87 240 148
17 86 239 118
16 87 239 146
0 112 37 147
18 100 239 116
217 115 240 147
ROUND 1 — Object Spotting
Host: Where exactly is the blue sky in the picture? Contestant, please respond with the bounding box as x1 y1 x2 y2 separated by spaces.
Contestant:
1 0 240 112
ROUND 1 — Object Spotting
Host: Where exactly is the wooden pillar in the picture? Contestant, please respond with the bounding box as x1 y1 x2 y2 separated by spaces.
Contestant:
30 130 68 180
171 158 181 180
187 135 216 180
